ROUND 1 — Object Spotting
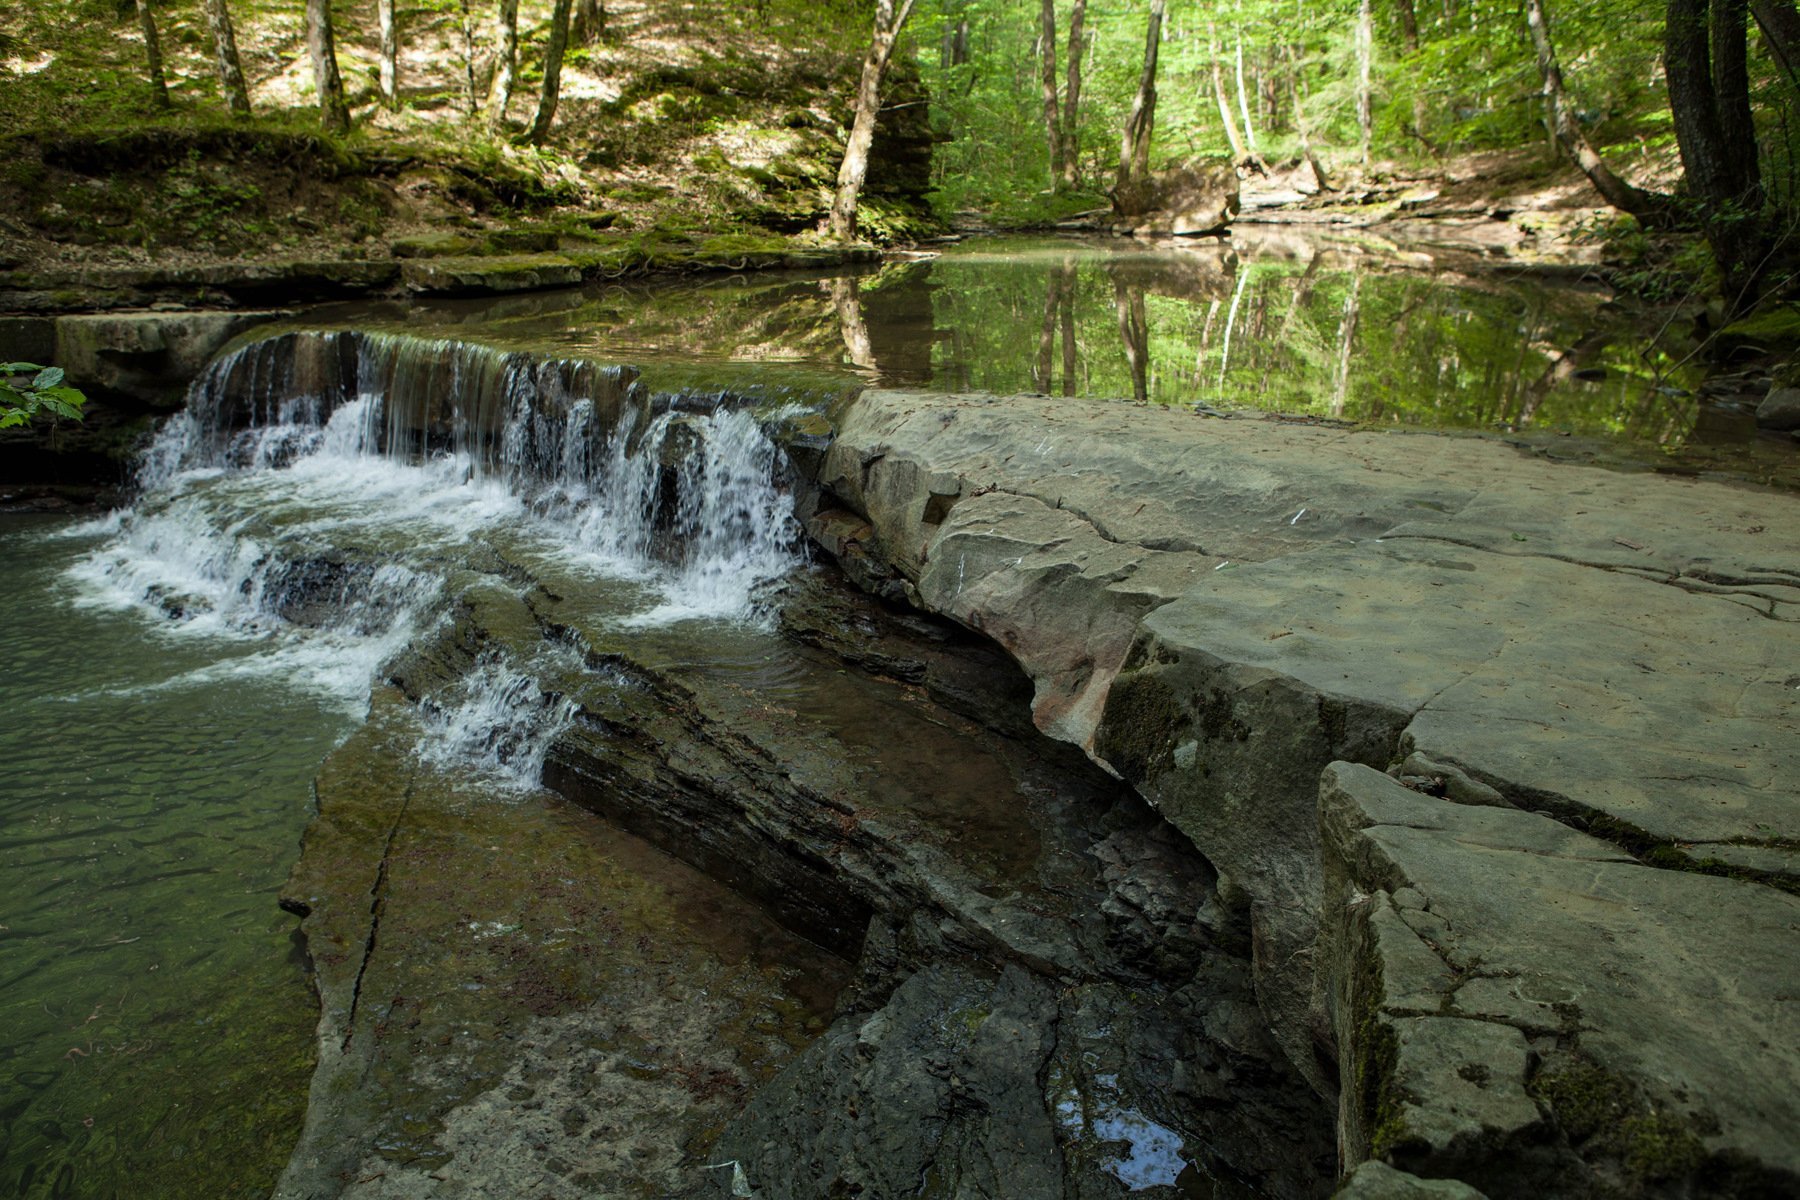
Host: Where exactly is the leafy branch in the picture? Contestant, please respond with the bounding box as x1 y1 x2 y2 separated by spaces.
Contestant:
0 364 87 429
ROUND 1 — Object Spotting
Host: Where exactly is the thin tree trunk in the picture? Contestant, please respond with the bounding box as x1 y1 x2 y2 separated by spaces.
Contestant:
1117 0 1165 194
1355 0 1373 164
1209 33 1248 163
1396 0 1432 148
1752 0 1800 83
1059 258 1078 396
378 0 399 108
528 0 574 143
1329 273 1362 417
1525 0 1666 220
306 0 350 133
573 0 604 45
831 278 877 369
830 0 918 241
1061 0 1087 187
1114 280 1150 403
1284 46 1332 190
458 0 479 116
1035 270 1062 390
488 0 519 125
1039 0 1064 189
1235 36 1261 159
204 0 252 116
135 0 171 110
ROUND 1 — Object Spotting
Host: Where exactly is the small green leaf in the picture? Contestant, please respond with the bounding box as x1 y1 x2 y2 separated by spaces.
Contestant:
32 366 65 390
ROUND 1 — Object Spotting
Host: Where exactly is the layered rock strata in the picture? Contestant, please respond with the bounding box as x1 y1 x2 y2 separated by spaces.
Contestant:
799 388 1800 1196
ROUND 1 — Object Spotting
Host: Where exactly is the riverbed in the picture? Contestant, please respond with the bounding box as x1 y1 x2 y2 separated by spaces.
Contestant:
2 230 1790 1199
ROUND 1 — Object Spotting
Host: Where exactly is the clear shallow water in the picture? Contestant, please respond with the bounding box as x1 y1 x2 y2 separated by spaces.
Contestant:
310 230 1730 452
0 514 335 1200
1 337 819 1195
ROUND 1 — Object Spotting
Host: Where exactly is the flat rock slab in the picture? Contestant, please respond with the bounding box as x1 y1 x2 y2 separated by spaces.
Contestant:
400 254 584 295
809 388 1800 1192
1322 763 1800 1196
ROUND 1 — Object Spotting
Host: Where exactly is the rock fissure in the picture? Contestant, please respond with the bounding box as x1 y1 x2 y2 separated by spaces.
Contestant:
340 770 416 1053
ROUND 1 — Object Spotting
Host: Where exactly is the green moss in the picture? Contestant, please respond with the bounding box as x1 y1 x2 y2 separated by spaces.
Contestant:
1531 1061 1637 1143
1718 302 1800 349
1093 670 1188 781
1620 1112 1708 1181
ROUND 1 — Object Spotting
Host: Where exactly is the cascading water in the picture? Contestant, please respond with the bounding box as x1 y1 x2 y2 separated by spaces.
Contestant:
68 329 812 785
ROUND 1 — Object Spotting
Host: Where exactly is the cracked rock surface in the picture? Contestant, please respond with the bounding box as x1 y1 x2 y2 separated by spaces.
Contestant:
801 388 1800 1195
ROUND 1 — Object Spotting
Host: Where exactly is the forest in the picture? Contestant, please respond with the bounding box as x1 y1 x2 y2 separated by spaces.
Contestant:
0 0 1795 319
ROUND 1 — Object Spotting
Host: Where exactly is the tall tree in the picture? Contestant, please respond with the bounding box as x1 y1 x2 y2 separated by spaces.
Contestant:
573 0 605 44
1208 25 1248 163
488 0 520 126
306 0 350 133
378 0 399 109
1394 0 1433 149
1039 0 1064 188
829 0 918 240
204 0 252 116
1355 0 1373 164
1667 0 1768 302
1752 0 1800 82
134 0 171 110
1117 0 1165 194
458 0 479 115
1061 0 1087 186
527 0 575 143
1524 0 1667 220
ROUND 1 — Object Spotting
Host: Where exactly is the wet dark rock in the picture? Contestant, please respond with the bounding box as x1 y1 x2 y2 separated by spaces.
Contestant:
1756 385 1800 430
715 962 1065 1199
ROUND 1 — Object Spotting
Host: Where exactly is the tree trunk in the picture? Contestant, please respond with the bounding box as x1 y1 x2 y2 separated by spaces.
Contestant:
458 0 479 116
573 0 604 45
378 0 399 109
528 0 574 144
1712 0 1762 208
1061 0 1087 187
488 0 519 125
1059 258 1077 396
1039 0 1064 189
1752 0 1800 83
204 0 251 116
829 0 917 241
1667 0 1767 303
831 279 877 370
1355 0 1373 164
135 0 171 110
1234 36 1262 161
1284 45 1332 190
306 0 350 133
1526 0 1668 220
1117 0 1165 194
1114 280 1150 403
1209 33 1248 164
1396 0 1433 148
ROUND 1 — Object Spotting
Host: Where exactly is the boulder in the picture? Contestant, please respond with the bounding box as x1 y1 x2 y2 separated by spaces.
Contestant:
400 253 583 295
53 309 287 408
1112 160 1240 236
1756 384 1800 430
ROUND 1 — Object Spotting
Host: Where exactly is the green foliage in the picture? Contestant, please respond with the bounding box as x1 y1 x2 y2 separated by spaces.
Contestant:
0 364 87 428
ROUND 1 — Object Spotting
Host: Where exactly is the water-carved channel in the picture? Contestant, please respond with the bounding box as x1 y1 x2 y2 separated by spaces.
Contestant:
3 234 1783 1199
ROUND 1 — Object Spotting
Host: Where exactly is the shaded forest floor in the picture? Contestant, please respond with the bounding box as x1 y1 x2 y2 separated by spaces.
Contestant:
0 0 935 289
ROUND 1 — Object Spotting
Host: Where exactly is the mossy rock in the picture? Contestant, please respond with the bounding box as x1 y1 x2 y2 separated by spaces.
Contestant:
484 228 561 254
391 232 480 259
1717 303 1800 352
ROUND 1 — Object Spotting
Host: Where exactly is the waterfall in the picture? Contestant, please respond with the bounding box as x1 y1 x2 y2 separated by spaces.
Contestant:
68 329 816 782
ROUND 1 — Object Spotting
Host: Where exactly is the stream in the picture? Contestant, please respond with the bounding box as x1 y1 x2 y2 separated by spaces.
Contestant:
2 231 1785 1199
